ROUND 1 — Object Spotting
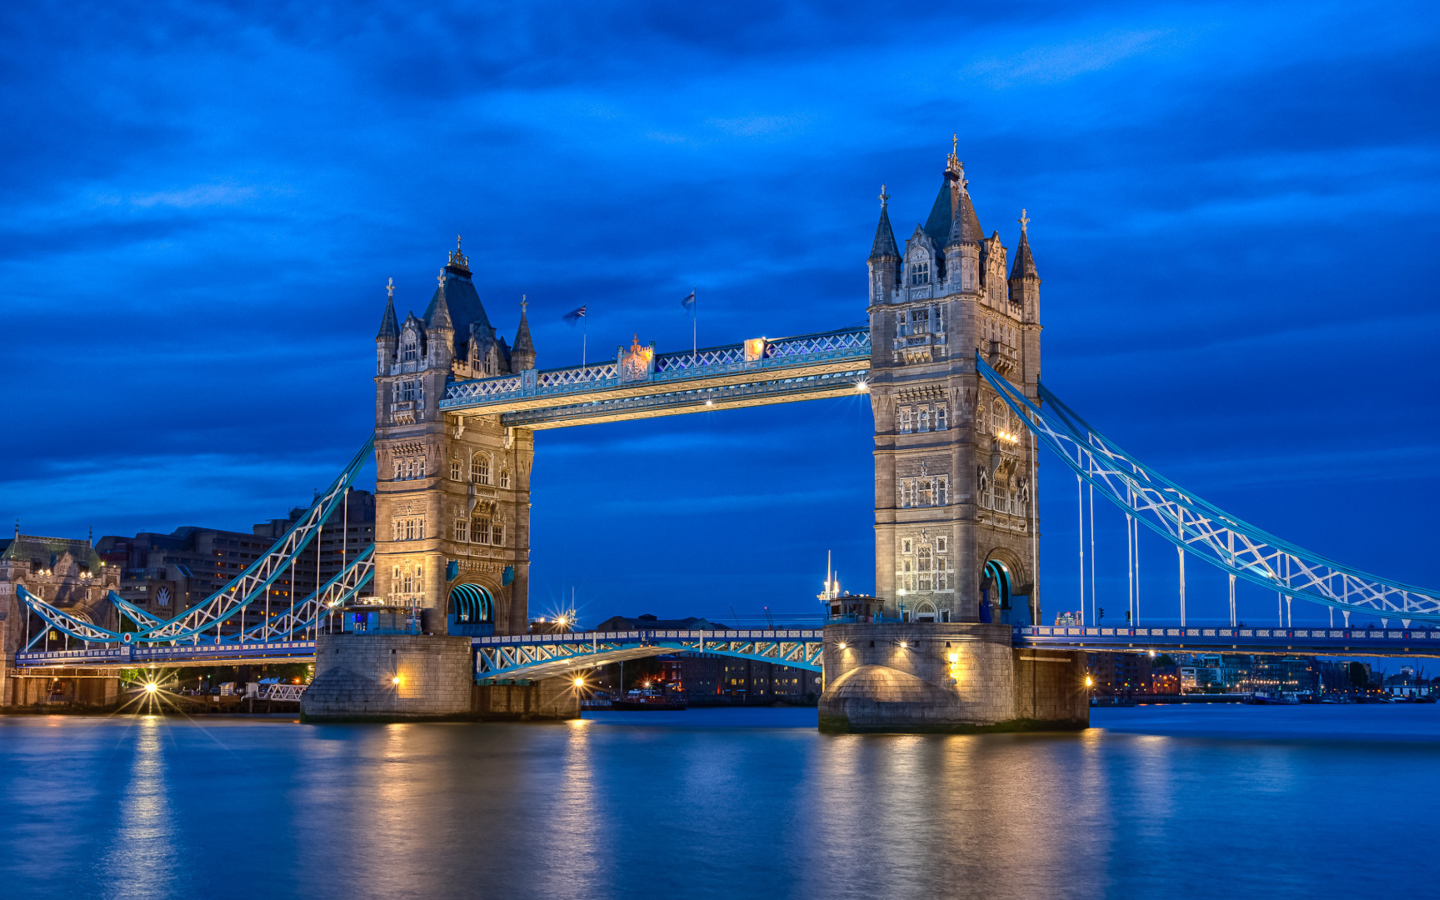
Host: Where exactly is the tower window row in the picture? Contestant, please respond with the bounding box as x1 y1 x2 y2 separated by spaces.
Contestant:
898 404 948 434
393 456 426 481
453 515 505 546
896 305 944 337
392 562 425 605
450 452 510 488
899 475 948 509
391 516 426 541
393 379 424 404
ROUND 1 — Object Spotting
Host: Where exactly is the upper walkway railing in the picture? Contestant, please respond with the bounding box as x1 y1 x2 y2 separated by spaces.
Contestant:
441 326 870 411
1016 624 1440 654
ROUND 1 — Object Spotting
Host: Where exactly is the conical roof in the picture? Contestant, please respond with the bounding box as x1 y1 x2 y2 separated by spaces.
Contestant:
377 293 399 341
868 194 899 261
1009 227 1038 280
511 304 536 369
427 269 455 331
925 167 984 249
425 268 491 338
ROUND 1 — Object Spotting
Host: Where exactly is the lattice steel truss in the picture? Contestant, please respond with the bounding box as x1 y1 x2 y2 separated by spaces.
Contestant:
978 356 1440 623
474 629 825 681
19 436 376 644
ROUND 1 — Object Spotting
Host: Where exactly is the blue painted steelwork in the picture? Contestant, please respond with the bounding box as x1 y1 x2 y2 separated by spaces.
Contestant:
15 641 318 669
18 436 375 644
440 326 870 412
447 582 495 636
1016 625 1440 657
977 356 1440 623
473 629 825 682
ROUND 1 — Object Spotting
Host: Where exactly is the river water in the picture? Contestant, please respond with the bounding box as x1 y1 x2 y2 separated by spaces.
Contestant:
1 705 1436 900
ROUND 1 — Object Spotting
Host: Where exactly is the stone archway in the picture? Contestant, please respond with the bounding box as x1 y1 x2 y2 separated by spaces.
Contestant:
446 581 496 636
981 548 1031 625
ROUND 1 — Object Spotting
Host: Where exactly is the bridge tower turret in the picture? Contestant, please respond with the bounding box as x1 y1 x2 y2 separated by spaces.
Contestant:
867 145 1042 628
372 237 534 637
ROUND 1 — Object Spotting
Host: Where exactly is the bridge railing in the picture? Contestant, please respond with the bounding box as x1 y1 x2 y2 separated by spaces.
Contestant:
474 628 824 645
441 327 870 410
1016 625 1440 649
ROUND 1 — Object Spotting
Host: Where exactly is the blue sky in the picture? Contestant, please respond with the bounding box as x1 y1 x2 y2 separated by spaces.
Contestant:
3 0 1437 627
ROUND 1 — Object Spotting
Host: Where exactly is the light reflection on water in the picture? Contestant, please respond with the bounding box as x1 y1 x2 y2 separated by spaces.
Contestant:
1 705 1437 900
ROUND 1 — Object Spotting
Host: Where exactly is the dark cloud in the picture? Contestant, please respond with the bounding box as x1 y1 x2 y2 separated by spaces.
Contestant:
3 0 1437 625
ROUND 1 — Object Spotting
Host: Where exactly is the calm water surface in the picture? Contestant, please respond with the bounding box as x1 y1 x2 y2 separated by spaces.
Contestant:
2 705 1437 899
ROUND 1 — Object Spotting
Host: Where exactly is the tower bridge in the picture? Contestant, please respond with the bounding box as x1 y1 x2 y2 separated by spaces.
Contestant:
12 144 1440 729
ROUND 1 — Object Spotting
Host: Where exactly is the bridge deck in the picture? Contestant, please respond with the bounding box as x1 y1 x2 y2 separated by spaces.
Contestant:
440 327 870 428
1016 625 1440 657
18 625 1440 674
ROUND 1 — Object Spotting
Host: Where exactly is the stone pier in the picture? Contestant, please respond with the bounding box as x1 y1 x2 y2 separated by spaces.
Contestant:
817 623 1087 733
302 632 578 722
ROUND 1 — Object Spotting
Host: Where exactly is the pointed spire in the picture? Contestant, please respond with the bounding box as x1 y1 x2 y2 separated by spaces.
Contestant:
428 268 454 331
376 277 399 341
511 294 536 371
868 184 899 261
1009 210 1038 280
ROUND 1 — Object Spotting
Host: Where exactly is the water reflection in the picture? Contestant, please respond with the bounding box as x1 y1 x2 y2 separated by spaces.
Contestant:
102 716 176 900
2 707 1439 900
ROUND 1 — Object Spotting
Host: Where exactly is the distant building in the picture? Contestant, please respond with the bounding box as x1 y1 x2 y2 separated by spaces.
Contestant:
0 532 122 705
658 653 820 704
95 489 375 637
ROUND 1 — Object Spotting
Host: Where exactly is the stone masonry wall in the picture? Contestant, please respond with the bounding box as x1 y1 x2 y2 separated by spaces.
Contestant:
473 678 579 721
303 633 473 720
1012 649 1088 726
819 622 1087 732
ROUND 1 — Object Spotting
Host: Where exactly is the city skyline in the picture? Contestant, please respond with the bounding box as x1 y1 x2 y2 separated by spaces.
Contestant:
4 0 1438 626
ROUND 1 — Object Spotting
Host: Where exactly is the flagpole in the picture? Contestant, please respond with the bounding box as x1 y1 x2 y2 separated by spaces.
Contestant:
692 284 697 365
582 315 587 371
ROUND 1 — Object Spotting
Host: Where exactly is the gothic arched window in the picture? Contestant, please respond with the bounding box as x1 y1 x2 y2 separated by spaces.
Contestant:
472 453 489 485
918 408 930 432
499 467 510 489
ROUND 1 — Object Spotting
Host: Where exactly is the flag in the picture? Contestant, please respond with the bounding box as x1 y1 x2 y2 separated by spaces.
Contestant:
563 305 587 323
680 290 695 311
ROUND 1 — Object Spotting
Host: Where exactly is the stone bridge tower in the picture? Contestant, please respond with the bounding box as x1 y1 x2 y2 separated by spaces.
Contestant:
866 144 1043 626
819 146 1084 734
372 240 535 636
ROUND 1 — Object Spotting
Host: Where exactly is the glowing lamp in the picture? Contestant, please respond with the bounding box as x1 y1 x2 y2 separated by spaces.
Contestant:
573 676 585 688
143 682 159 694
391 676 402 685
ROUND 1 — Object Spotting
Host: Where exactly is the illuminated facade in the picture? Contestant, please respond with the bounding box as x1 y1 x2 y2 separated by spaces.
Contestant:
866 145 1042 624
373 241 535 635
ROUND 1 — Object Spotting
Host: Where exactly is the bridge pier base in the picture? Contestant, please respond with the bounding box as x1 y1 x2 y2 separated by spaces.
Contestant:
818 623 1088 734
302 633 580 722
303 633 476 721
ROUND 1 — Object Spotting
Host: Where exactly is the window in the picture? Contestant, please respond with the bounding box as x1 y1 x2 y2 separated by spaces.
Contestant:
918 547 931 572
918 478 932 507
499 468 510 489
919 572 932 591
472 517 490 544
472 453 489 485
450 457 462 481
937 537 947 553
901 538 912 554
402 338 418 362
402 570 414 593
918 408 930 432
936 571 948 591
936 406 947 431
453 519 468 542
937 476 948 506
493 521 504 545
910 260 930 285
900 408 912 434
